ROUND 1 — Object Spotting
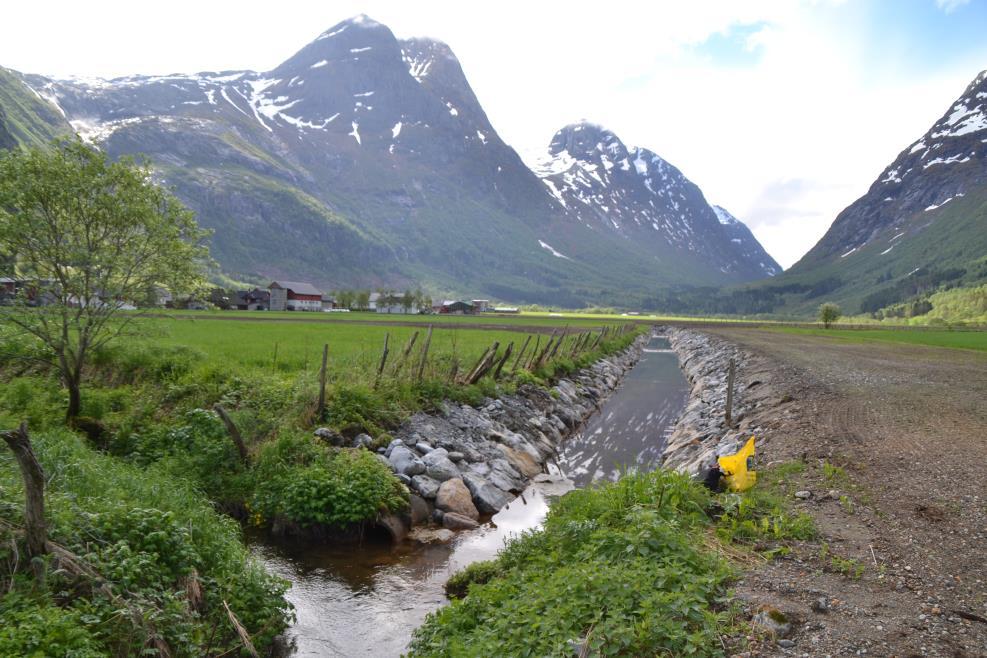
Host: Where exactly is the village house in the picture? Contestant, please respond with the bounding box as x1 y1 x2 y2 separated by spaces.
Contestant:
268 281 323 312
375 293 420 314
234 288 271 311
367 292 381 311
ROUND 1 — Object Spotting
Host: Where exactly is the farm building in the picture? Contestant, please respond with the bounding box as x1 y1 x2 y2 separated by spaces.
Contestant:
268 281 323 312
234 288 270 311
436 300 475 315
321 294 337 311
367 292 381 311
471 299 491 313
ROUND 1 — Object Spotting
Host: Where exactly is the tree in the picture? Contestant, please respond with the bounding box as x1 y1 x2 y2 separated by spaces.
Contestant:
0 140 209 420
355 289 370 311
401 288 413 313
818 302 841 329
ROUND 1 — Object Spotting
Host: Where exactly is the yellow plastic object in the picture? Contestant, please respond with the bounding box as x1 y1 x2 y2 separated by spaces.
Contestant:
718 436 757 492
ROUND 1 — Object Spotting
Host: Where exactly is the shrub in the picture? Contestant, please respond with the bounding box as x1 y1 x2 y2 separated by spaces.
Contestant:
818 302 841 328
252 436 408 527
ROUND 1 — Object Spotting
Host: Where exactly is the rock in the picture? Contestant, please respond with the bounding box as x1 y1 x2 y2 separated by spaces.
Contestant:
314 427 346 447
396 473 411 486
811 597 830 613
432 508 445 523
374 453 390 468
499 445 542 478
753 605 792 638
462 472 515 513
353 433 374 449
415 441 434 454
776 639 795 648
435 478 479 520
384 438 404 457
794 490 812 499
408 527 454 543
411 474 441 499
408 494 431 525
447 451 465 462
423 450 461 482
442 512 480 530
388 445 425 477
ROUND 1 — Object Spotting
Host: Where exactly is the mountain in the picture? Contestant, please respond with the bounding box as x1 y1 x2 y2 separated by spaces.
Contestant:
0 15 778 305
745 69 987 316
531 122 779 280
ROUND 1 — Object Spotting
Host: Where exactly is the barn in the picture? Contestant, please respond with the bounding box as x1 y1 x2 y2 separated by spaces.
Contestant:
268 281 323 312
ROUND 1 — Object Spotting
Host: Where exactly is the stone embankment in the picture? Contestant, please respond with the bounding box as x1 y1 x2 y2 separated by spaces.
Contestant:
662 328 776 474
372 335 647 537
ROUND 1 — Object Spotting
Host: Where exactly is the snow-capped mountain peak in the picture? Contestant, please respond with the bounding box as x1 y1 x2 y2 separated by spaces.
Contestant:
530 122 780 279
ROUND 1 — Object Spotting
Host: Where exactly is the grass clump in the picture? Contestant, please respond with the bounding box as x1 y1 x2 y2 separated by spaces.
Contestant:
409 469 737 657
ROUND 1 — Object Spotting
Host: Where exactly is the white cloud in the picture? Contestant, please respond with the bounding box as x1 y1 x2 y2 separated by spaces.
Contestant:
936 0 970 14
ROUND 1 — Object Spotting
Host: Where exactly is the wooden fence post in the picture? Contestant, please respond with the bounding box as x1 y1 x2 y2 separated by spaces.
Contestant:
511 334 533 372
374 333 390 389
1 422 47 570
317 344 329 419
416 325 433 383
214 405 249 464
725 358 735 427
394 331 420 375
272 342 279 372
493 341 514 380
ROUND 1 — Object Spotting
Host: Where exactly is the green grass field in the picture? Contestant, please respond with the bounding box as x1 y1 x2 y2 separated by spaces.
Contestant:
767 327 987 352
137 315 569 382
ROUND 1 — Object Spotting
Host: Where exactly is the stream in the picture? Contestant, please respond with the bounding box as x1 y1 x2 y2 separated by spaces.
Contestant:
251 334 688 656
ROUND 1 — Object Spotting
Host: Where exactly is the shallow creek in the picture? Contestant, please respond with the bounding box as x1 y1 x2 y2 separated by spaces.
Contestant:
251 334 688 656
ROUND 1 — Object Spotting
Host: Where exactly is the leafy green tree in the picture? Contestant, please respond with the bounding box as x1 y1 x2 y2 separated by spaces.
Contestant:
402 288 413 313
356 289 371 310
0 140 209 420
818 302 841 329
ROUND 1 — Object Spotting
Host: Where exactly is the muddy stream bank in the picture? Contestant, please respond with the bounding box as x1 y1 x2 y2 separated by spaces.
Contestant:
250 333 689 656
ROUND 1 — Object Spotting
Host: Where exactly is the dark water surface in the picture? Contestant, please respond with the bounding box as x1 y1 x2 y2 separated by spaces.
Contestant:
251 333 688 656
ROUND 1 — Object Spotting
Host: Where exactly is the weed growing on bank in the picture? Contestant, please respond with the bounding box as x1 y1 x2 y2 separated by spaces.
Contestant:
413 462 818 657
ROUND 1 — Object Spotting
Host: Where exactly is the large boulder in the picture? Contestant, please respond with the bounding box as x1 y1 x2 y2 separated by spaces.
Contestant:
422 448 461 482
435 478 479 520
499 445 542 478
442 512 479 530
407 494 431 525
462 472 515 514
388 445 425 477
411 474 441 499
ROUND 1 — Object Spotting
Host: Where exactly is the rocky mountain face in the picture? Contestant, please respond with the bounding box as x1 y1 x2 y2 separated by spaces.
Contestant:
531 123 779 279
1 15 778 305
776 69 987 313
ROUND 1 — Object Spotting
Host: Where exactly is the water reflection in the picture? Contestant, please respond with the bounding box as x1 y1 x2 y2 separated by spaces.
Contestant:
557 335 688 486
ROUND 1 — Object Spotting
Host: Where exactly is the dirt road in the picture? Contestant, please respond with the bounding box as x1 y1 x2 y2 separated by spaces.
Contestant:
711 329 987 658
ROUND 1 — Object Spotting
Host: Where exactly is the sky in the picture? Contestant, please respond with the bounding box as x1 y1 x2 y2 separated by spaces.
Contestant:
3 0 986 268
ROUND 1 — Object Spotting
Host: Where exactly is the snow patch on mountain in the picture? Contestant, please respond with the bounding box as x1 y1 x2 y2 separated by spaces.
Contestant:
538 240 571 260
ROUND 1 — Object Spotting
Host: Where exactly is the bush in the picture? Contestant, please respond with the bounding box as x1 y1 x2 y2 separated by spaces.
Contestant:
818 302 841 328
0 429 291 656
251 435 408 527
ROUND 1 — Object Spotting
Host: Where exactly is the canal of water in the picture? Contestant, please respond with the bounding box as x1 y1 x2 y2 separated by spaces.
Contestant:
252 333 688 656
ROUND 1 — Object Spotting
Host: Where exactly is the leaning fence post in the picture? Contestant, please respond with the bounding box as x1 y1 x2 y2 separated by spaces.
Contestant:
416 325 433 383
725 358 736 427
317 344 329 419
374 333 390 389
1 422 47 574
